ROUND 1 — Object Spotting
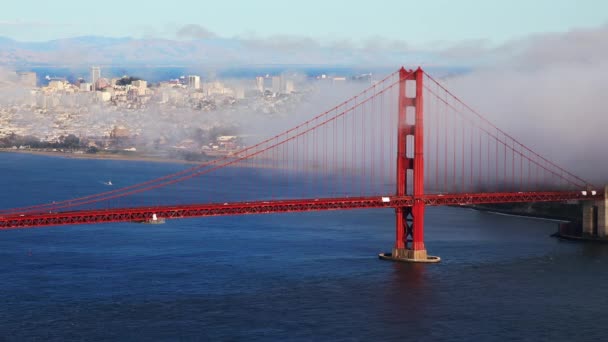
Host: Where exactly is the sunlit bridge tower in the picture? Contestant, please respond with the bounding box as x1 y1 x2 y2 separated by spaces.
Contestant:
380 67 440 263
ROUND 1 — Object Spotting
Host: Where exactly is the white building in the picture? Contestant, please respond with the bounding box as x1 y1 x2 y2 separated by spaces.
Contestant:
131 80 147 96
217 135 237 142
96 91 111 102
90 66 101 90
234 87 245 99
332 77 347 85
285 80 295 94
48 80 67 91
205 81 231 96
272 76 283 94
79 83 92 92
256 76 265 93
188 75 201 90
132 80 147 88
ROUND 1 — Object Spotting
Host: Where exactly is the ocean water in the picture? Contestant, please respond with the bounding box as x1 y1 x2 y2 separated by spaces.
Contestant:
28 66 379 85
27 65 465 86
1 153 608 341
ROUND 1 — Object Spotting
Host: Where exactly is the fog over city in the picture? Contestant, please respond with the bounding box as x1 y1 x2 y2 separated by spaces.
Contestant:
0 57 373 163
0 23 606 184
444 24 608 185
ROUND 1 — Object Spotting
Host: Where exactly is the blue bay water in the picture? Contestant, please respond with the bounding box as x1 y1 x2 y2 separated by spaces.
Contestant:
1 152 608 341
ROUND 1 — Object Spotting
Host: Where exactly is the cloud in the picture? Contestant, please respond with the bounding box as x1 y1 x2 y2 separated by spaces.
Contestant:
440 24 608 184
434 23 608 69
504 24 608 69
176 24 218 40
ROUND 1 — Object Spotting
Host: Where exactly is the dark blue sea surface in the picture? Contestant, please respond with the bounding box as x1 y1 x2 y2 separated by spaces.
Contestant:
28 66 381 85
1 153 607 341
26 65 466 86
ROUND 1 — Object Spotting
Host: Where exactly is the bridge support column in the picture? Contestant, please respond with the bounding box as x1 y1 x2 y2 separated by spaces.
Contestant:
582 201 596 236
597 186 608 237
380 67 439 263
409 201 428 259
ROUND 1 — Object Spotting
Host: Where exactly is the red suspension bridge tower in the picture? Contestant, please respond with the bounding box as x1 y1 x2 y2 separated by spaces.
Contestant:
383 67 439 263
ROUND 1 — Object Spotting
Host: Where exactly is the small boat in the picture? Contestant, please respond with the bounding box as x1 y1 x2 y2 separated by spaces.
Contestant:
104 180 113 186
137 213 166 225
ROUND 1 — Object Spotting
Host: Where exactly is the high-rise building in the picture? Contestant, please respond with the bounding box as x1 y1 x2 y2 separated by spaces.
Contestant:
285 80 295 94
234 87 245 99
272 76 283 94
131 80 148 96
131 80 146 88
79 83 93 92
90 66 101 90
188 75 201 90
17 72 37 87
256 76 265 93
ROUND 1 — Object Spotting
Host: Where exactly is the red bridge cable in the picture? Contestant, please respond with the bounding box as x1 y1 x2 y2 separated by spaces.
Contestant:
13 77 405 213
2 70 401 214
423 85 586 189
423 71 592 188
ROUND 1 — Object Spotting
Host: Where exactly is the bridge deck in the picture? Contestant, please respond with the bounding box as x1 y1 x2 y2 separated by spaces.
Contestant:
0 191 602 229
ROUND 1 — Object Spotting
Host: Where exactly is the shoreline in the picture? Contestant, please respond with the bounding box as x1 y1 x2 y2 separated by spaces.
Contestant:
0 148 212 165
463 205 575 223
552 232 608 243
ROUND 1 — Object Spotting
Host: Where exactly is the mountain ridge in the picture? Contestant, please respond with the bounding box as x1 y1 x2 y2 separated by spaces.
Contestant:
0 35 424 67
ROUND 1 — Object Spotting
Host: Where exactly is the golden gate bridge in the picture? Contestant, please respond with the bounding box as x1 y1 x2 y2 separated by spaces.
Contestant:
0 67 603 262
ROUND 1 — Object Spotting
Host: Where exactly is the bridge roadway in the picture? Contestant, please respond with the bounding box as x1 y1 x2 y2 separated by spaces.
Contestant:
0 191 603 229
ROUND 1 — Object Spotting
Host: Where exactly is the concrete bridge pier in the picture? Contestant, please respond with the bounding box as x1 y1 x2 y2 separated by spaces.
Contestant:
598 186 608 238
582 186 608 237
582 201 596 236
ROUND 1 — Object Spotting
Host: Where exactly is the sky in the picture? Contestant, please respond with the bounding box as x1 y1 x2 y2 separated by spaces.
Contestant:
0 0 606 44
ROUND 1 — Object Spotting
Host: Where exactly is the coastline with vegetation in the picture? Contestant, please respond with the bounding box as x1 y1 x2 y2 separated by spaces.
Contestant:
0 147 215 165
0 130 240 165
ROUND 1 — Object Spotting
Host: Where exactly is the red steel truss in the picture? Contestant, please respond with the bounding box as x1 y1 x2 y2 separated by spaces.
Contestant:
0 191 602 230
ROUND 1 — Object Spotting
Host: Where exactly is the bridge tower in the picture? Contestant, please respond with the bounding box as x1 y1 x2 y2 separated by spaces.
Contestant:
382 67 439 263
599 186 608 237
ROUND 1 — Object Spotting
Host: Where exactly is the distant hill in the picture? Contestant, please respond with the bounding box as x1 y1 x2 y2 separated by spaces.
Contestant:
0 35 434 67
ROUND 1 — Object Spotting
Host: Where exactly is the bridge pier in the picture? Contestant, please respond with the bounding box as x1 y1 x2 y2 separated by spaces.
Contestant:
379 67 439 263
582 201 596 236
581 186 607 238
597 186 608 237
